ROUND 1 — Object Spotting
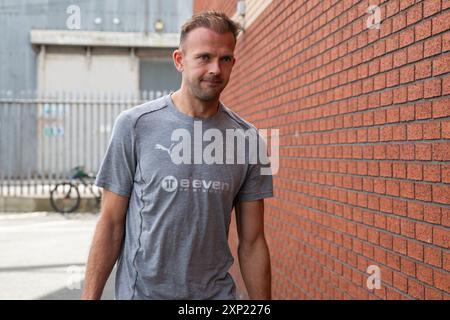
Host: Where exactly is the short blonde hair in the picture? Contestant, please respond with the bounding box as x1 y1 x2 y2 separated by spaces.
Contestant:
180 11 242 48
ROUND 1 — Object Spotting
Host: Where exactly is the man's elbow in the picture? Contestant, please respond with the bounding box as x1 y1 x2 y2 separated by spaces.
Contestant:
238 234 269 255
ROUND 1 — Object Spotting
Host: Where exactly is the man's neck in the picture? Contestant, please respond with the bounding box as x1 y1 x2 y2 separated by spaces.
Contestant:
171 87 220 119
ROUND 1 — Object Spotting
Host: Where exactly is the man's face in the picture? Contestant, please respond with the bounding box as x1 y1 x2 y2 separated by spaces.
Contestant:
174 27 236 101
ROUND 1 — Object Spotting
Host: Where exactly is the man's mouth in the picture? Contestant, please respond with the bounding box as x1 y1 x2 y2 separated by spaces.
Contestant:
202 79 222 85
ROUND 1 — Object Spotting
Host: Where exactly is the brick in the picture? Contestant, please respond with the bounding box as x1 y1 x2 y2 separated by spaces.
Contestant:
392 12 407 33
443 208 450 227
387 215 402 233
432 98 450 118
424 205 441 224
393 86 408 104
415 183 432 202
433 142 450 161
444 251 450 272
408 201 424 220
407 240 424 261
443 120 450 139
380 198 393 213
432 54 450 76
387 253 401 271
393 236 407 254
400 0 414 10
416 264 434 286
424 36 442 57
423 164 441 182
408 82 423 101
380 232 393 249
400 105 415 122
415 143 432 160
423 121 441 139
380 54 393 72
407 163 423 180
386 107 400 123
380 162 392 177
423 0 441 18
386 144 400 160
400 144 415 160
407 43 423 63
433 270 450 292
393 49 407 68
386 180 400 197
400 219 415 238
400 65 414 84
401 257 416 276
415 19 432 41
406 4 422 26
443 165 450 183
407 122 422 140
415 60 432 80
432 10 450 35
443 75 450 95
415 101 432 120
424 246 442 267
393 124 407 140
408 279 425 299
393 272 407 292
425 287 443 300
423 78 442 98
380 126 393 141
433 226 450 248
443 32 450 52
416 223 433 243
386 69 400 87
393 163 406 178
388 33 401 52
400 181 415 199
399 27 414 48
374 179 386 194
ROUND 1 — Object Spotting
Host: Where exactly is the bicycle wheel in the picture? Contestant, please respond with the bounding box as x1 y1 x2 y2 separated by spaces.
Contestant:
50 182 80 213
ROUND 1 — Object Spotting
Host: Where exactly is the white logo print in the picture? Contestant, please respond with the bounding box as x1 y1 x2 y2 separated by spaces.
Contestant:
161 175 178 192
153 121 279 175
160 175 230 194
155 143 181 161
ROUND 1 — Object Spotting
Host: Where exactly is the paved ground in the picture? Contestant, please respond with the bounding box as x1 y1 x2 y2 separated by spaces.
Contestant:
0 212 115 300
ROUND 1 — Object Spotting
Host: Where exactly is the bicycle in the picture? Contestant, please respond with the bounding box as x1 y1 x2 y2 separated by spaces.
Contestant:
50 166 102 213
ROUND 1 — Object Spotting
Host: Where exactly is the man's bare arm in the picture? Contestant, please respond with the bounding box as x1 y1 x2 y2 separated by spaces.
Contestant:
235 199 271 300
81 189 129 300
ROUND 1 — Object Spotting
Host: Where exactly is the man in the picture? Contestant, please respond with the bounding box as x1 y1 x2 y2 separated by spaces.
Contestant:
82 11 273 300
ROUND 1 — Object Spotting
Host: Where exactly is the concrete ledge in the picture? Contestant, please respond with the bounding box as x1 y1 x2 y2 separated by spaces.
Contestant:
30 29 180 48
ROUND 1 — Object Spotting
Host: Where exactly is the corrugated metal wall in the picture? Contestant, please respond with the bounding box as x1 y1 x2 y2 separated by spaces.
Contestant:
0 0 193 92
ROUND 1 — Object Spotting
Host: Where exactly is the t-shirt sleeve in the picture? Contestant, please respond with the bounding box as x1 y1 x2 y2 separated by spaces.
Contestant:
234 131 274 203
95 111 136 197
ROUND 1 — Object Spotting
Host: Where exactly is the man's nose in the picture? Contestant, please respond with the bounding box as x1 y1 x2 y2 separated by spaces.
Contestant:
208 60 221 75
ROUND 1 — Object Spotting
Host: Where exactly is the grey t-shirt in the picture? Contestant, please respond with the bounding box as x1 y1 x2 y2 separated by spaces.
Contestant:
95 93 273 300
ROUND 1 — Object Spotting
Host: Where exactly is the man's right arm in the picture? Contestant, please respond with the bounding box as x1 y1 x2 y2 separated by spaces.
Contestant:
81 189 129 300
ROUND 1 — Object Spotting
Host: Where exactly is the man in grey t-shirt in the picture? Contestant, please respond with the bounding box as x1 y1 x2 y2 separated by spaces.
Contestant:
82 11 273 300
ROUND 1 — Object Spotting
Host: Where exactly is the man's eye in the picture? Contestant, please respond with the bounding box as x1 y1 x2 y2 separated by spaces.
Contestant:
222 57 232 62
199 55 209 61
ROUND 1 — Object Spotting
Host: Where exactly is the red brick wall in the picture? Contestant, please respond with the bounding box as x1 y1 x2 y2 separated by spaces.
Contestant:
194 0 450 299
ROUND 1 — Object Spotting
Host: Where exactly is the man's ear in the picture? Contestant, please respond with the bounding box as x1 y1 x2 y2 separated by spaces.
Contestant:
173 49 184 72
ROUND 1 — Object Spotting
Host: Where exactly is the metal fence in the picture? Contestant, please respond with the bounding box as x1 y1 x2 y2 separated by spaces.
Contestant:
0 90 169 197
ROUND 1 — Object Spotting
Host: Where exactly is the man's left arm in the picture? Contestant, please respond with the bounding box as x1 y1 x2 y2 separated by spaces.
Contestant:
235 199 271 300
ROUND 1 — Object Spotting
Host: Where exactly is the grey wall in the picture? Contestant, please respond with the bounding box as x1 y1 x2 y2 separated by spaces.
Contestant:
140 58 181 92
0 0 193 92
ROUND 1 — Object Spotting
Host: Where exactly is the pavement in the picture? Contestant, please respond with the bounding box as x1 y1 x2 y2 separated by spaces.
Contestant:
0 211 115 300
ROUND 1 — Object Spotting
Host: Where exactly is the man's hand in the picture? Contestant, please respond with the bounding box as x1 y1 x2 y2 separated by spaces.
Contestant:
235 199 271 300
81 189 129 300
